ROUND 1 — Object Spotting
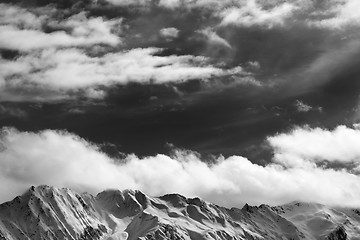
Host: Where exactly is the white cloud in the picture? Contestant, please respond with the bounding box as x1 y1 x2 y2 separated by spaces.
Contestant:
157 0 239 10
247 61 260 70
0 47 246 101
294 100 322 113
310 0 360 28
106 0 233 10
220 0 297 28
0 25 118 51
91 0 360 29
0 3 46 29
159 27 179 39
0 5 121 51
103 0 299 29
1 127 360 208
294 100 312 112
104 0 152 7
198 28 231 48
0 3 253 101
268 125 360 168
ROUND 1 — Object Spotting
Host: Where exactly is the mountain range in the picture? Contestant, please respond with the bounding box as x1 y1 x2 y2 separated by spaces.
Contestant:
0 186 359 240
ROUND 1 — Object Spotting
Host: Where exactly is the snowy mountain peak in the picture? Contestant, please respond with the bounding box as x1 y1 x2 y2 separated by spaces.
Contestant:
0 186 358 240
0 185 107 240
96 189 149 218
158 193 188 208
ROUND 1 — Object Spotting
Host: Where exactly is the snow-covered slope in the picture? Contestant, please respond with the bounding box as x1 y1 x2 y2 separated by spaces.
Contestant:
271 202 360 240
0 186 359 240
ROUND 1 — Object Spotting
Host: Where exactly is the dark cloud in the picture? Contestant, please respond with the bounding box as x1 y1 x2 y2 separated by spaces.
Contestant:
0 104 27 118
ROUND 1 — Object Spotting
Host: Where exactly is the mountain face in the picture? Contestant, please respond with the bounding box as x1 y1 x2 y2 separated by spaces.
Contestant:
0 186 359 240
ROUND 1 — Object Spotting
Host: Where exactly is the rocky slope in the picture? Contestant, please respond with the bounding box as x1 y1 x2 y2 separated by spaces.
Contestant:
0 186 359 240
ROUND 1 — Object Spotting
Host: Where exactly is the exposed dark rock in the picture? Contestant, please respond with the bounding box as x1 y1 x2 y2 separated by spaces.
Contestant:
328 226 347 240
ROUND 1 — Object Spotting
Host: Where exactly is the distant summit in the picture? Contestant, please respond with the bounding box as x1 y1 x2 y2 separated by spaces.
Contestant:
0 185 358 240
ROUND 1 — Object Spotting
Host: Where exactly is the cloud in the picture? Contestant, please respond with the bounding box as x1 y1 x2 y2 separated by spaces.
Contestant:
82 0 360 30
3 0 360 115
0 25 118 51
0 3 45 29
247 61 260 70
105 0 233 10
3 0 360 103
198 28 231 48
309 0 360 28
103 0 152 7
1 127 360 208
0 105 27 118
219 0 298 28
159 27 179 39
0 5 122 51
102 0 300 30
268 125 360 169
294 100 312 112
0 3 259 103
0 47 249 101
294 100 322 113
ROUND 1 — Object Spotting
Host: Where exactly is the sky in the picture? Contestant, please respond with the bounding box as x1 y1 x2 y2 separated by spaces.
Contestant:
1 0 360 208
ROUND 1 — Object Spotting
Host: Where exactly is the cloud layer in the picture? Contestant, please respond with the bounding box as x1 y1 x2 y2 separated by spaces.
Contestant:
268 125 360 169
0 4 121 51
2 0 360 103
104 0 360 29
1 126 360 208
0 47 247 101
0 3 257 102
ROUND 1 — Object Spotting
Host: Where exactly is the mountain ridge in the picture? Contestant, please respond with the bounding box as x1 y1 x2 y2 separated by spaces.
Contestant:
0 185 359 240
